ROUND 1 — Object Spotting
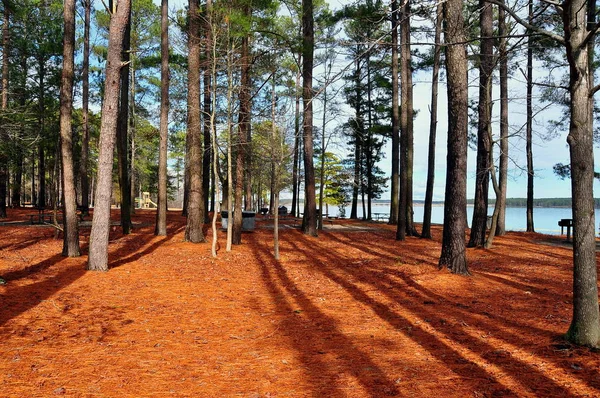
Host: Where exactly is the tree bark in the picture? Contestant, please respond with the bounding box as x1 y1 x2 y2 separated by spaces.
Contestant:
301 0 317 236
0 0 9 218
202 45 211 220
88 0 132 271
496 0 508 236
439 0 468 275
79 0 91 216
59 0 80 257
468 0 493 248
155 0 169 236
37 57 46 210
396 0 410 239
564 0 600 348
526 0 535 233
422 2 442 240
184 0 205 243
233 29 251 245
291 62 301 218
403 1 416 236
116 5 132 235
389 0 399 226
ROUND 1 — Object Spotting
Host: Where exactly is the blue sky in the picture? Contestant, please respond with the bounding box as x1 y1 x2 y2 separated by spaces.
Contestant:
155 0 598 201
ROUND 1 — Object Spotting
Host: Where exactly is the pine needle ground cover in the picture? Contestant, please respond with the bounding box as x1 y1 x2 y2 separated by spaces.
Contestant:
0 209 598 397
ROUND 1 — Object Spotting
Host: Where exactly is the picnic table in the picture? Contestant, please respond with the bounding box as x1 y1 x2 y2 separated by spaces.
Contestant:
27 207 85 225
558 218 573 241
373 213 389 222
28 208 58 225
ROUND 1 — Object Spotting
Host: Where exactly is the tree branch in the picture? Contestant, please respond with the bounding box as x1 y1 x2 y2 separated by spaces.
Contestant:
486 0 565 45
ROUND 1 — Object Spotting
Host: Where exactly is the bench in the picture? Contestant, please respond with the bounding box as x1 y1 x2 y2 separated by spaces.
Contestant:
558 218 573 241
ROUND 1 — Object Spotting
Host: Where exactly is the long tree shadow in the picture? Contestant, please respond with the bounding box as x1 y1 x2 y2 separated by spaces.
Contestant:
108 224 185 269
0 254 86 328
1 242 89 282
324 230 576 325
248 234 401 397
286 232 584 396
0 231 47 252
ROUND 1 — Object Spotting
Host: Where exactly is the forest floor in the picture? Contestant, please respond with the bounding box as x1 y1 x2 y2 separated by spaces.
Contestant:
0 208 599 397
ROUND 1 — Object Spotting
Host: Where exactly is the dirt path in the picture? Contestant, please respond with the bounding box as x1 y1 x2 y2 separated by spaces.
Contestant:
0 209 598 397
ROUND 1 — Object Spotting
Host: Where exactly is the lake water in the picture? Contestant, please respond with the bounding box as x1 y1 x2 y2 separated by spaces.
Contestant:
324 203 598 236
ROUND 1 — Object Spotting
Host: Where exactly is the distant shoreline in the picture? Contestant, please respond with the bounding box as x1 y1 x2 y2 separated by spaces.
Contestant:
279 198 600 209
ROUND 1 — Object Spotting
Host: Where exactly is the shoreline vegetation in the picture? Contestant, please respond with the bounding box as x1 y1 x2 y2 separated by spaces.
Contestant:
280 198 600 208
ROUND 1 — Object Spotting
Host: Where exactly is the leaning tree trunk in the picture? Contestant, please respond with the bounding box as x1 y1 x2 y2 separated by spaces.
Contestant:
117 7 132 235
564 0 600 348
185 0 205 243
155 0 169 236
468 0 493 248
422 1 442 240
439 0 468 275
88 0 132 271
59 0 80 257
301 0 317 236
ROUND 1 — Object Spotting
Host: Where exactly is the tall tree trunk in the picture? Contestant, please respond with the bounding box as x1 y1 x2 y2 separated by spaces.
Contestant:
496 0 509 236
468 0 493 247
272 75 281 259
318 60 329 230
11 149 22 207
366 52 373 221
31 149 36 206
184 0 205 243
206 0 219 257
422 1 442 240
389 0 399 225
202 2 212 220
301 0 317 236
60 0 80 256
79 0 91 216
38 57 46 210
182 118 190 217
88 0 132 271
439 0 468 275
129 66 137 214
202 52 211 220
0 0 9 218
526 0 535 232
226 47 234 251
564 0 600 348
117 6 132 234
291 62 301 217
233 29 251 245
396 0 410 240
403 1 416 236
350 53 361 221
155 0 169 236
